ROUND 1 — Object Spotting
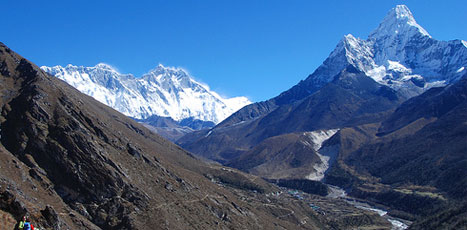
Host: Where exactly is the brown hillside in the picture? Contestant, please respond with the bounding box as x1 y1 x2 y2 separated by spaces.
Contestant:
0 42 392 229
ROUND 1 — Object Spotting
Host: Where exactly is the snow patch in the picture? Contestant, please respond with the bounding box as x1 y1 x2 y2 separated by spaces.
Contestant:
366 65 387 84
424 80 446 89
387 60 410 73
205 130 213 137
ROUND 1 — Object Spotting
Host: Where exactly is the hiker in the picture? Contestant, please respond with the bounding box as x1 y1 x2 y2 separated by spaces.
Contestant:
23 217 35 230
18 216 26 230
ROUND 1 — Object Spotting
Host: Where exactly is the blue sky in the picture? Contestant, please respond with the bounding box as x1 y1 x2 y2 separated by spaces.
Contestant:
2 0 466 102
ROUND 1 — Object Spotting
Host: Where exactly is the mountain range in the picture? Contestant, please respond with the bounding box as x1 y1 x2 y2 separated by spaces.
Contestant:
41 63 250 140
179 4 466 164
0 42 397 229
178 5 467 227
180 4 466 168
1 4 466 229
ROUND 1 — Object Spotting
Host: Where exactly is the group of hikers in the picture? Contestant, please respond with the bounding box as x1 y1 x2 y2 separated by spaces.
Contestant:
17 216 35 230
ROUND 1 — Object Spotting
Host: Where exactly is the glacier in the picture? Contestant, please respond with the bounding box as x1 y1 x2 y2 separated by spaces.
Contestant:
41 63 251 124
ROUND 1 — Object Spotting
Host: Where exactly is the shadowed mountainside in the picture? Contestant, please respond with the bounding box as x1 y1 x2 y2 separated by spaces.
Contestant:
0 42 393 230
323 75 467 223
179 65 404 175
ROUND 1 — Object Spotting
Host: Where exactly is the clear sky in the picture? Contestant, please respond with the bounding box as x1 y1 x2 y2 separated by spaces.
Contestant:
2 0 466 102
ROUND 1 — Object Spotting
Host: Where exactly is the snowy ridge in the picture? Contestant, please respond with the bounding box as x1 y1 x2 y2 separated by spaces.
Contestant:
308 5 467 97
41 64 250 123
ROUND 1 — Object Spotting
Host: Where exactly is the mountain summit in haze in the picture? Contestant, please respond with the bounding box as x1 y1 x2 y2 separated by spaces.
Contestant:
41 63 251 124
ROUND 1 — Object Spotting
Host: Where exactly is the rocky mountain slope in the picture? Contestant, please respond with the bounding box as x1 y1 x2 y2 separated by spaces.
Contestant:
178 4 466 178
0 43 394 229
178 5 467 226
332 74 467 197
210 5 467 131
41 63 250 134
323 74 467 224
180 65 404 166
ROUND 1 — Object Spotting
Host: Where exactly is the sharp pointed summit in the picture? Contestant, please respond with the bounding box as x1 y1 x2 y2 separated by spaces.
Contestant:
369 5 432 65
179 4 467 166
370 5 430 40
299 4 466 99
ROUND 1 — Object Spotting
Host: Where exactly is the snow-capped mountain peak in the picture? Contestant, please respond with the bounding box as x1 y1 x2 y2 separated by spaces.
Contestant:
94 63 119 72
148 64 186 77
390 4 429 36
341 34 374 71
309 5 467 98
370 4 431 40
41 64 251 124
142 64 200 91
300 5 466 101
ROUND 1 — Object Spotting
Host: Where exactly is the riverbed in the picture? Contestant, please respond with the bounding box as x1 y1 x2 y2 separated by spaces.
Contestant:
327 185 410 230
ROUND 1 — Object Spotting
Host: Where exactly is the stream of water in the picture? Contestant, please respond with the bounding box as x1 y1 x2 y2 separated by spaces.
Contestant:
327 185 410 230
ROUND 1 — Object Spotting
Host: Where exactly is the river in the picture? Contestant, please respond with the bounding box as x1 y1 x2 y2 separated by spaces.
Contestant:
327 185 410 230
